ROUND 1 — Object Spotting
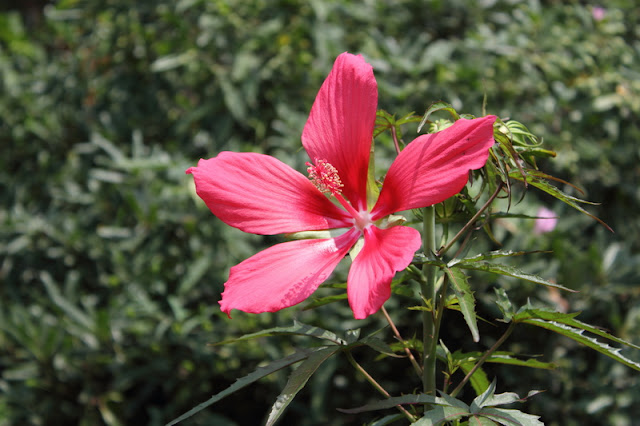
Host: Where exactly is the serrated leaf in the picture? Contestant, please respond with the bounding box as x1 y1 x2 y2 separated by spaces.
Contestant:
494 288 515 322
460 362 490 396
518 318 640 371
411 406 469 426
338 394 443 414
444 266 479 342
451 250 544 266
517 309 640 352
265 346 340 426
479 407 544 426
456 261 576 293
213 321 346 346
508 170 612 232
165 349 316 426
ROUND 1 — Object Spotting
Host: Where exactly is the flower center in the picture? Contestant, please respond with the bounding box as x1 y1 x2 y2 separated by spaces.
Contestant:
307 158 370 230
306 159 343 196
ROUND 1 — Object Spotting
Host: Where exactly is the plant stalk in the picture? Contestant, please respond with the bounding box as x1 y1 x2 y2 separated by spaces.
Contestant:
421 205 437 396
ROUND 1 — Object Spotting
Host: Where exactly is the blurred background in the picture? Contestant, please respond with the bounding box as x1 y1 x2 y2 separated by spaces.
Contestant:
1 0 638 425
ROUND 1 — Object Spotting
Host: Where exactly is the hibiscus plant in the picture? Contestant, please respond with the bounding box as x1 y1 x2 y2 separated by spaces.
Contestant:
172 53 639 425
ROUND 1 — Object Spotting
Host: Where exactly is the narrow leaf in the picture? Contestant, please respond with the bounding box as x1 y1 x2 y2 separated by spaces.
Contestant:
456 261 576 293
450 250 546 266
508 170 612 232
518 318 640 371
165 349 316 426
213 321 346 346
265 346 340 426
444 266 480 342
338 394 443 414
514 309 640 351
460 362 491 396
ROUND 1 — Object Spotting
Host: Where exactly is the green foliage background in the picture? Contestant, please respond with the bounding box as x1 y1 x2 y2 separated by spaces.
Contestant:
1 0 638 425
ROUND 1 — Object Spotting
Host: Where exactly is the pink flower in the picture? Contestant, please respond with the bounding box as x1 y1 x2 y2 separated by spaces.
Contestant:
187 53 496 319
592 6 605 21
534 207 558 234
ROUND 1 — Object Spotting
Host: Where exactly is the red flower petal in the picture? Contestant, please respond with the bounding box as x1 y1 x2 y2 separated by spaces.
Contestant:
219 229 360 316
347 225 422 319
372 116 496 219
302 52 377 211
187 152 352 234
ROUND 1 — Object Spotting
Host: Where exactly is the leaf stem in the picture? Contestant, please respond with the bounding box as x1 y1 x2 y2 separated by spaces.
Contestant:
345 350 417 423
450 321 516 398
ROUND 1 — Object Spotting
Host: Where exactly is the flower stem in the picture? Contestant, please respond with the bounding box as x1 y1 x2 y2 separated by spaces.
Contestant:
421 205 437 396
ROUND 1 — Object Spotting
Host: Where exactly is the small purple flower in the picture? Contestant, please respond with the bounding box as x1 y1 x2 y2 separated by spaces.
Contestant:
592 6 605 21
534 207 558 234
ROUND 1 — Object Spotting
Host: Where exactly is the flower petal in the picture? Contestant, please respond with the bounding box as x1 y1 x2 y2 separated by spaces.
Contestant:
372 116 496 219
302 52 377 211
187 152 352 234
219 229 360 316
347 225 422 319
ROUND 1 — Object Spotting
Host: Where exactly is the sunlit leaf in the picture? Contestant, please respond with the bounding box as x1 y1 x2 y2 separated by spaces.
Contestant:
456 261 576 293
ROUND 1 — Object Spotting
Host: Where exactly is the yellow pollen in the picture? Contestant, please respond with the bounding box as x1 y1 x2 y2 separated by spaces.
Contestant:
306 159 343 195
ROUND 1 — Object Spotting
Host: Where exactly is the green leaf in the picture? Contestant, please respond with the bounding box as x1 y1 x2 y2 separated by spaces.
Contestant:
494 288 515 322
460 362 491 396
470 379 497 412
338 394 443 414
165 349 317 426
479 407 544 426
456 261 576 293
370 414 406 426
265 346 341 426
518 318 640 371
417 101 460 132
451 250 545 265
302 293 348 310
213 321 347 346
513 309 640 351
361 336 405 358
467 416 498 426
411 406 469 426
508 169 612 232
444 266 480 342
455 350 556 372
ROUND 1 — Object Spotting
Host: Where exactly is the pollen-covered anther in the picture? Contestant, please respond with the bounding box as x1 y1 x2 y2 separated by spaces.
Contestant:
306 159 343 195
